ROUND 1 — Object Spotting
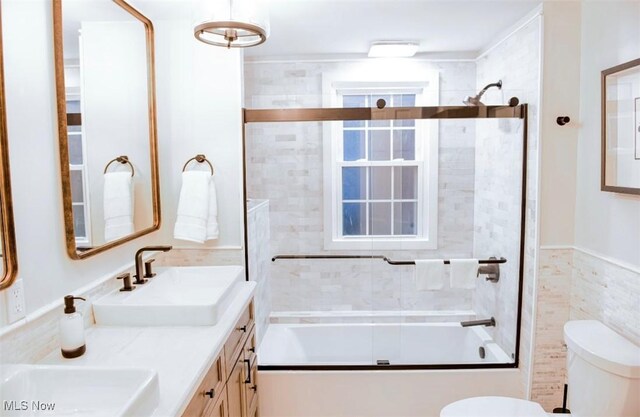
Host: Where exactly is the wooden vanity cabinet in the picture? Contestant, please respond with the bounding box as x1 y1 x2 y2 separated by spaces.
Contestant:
182 302 257 417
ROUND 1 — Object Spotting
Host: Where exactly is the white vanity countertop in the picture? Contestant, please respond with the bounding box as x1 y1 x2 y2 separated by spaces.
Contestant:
40 282 256 417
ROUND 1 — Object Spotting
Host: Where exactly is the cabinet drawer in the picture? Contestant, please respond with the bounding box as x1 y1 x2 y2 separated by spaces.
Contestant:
203 386 227 417
182 353 226 417
224 302 254 372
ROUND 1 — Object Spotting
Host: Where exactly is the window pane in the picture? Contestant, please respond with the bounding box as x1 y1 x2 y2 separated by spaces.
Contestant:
369 130 391 161
369 95 390 127
393 166 418 199
343 203 366 236
68 134 83 165
394 94 416 127
70 170 84 203
394 202 417 235
369 202 391 235
73 205 86 238
393 130 416 160
343 95 365 128
343 130 365 161
67 100 81 113
370 166 391 200
342 167 366 200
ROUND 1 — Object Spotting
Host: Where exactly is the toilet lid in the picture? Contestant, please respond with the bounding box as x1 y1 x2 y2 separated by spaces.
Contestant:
440 396 548 417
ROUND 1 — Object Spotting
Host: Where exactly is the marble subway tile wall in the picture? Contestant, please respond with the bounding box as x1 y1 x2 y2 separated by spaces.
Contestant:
247 200 272 345
530 248 572 411
570 249 640 345
245 60 478 315
530 248 640 411
472 17 542 385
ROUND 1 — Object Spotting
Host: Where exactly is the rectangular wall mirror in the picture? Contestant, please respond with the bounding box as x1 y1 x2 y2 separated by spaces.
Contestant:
53 0 160 259
0 1 19 289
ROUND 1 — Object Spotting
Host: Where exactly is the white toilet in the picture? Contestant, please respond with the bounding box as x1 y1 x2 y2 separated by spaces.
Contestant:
441 320 640 417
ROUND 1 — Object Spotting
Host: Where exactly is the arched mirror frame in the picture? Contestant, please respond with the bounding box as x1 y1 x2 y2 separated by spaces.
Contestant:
0 1 19 290
52 0 161 260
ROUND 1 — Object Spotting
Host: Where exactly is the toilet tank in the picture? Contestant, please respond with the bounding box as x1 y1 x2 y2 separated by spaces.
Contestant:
564 320 640 417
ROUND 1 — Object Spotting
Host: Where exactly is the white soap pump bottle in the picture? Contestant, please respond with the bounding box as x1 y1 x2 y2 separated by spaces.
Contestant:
59 295 87 358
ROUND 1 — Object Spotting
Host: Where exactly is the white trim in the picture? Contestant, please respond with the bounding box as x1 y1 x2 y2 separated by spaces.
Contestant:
168 245 244 251
321 75 439 251
244 53 478 65
476 5 544 61
523 12 544 400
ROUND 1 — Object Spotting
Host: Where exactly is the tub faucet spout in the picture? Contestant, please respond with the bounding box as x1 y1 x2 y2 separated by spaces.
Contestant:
460 317 496 327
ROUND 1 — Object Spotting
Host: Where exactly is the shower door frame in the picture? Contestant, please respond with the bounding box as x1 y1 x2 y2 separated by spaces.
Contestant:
241 103 528 371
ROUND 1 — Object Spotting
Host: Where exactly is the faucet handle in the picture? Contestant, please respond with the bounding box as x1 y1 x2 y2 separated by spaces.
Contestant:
117 273 135 292
144 259 156 278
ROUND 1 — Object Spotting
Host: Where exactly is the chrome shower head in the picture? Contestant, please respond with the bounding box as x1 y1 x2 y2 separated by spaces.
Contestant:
463 80 503 106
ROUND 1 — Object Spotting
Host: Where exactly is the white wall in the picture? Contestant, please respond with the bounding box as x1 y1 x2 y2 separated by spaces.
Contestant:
574 0 640 266
538 1 581 247
153 19 244 251
0 0 244 326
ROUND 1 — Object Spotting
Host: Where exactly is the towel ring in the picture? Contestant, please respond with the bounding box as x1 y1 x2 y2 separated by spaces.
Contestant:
104 155 135 177
182 154 214 175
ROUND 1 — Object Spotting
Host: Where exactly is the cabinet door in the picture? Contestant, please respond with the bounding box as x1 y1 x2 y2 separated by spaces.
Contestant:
227 355 246 417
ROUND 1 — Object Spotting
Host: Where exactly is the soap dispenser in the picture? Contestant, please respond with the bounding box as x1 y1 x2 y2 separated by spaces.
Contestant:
59 295 87 358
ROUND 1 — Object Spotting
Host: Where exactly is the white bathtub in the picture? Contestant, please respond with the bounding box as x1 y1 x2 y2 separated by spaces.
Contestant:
257 323 523 417
259 323 511 366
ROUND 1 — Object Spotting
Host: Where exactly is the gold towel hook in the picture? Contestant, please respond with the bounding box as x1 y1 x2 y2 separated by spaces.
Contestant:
104 155 135 177
182 154 214 175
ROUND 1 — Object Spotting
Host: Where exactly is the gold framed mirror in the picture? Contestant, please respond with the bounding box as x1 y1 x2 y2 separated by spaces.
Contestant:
0 1 19 289
53 0 160 260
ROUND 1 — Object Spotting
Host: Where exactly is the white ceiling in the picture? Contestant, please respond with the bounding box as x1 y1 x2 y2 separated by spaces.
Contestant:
244 0 542 59
62 0 542 60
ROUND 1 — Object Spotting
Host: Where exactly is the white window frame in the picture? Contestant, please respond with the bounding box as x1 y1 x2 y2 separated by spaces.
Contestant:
322 75 439 251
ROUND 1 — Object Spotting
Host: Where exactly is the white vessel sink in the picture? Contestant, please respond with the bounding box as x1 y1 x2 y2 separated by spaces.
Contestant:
0 365 159 417
93 266 244 326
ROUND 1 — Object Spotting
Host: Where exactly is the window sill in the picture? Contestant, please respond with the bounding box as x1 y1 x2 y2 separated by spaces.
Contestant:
324 237 437 251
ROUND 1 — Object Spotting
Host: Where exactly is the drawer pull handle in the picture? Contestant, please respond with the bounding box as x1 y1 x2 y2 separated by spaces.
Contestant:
248 347 255 353
244 359 252 384
251 385 257 392
237 325 247 332
204 389 215 398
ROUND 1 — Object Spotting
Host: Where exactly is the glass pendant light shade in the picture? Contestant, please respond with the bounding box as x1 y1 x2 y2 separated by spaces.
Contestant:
194 0 269 48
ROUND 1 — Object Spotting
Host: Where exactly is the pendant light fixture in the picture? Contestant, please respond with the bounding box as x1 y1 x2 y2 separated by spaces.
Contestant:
194 0 269 48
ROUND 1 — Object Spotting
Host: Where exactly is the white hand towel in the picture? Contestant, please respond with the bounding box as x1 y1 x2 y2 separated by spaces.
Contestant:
206 176 219 240
414 259 445 291
450 259 479 289
174 171 211 243
104 172 134 243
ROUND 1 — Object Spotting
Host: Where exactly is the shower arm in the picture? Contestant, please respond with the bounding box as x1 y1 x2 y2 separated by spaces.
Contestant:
475 80 503 100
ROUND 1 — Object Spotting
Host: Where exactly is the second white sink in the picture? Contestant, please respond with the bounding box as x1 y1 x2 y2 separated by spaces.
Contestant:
93 266 244 326
0 365 159 417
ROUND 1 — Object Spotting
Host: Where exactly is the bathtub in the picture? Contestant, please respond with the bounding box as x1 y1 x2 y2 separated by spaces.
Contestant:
259 323 511 366
257 322 523 417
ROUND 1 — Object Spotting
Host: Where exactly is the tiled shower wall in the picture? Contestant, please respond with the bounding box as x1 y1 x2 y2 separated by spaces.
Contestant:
472 17 542 379
247 200 272 344
530 248 640 411
244 60 479 314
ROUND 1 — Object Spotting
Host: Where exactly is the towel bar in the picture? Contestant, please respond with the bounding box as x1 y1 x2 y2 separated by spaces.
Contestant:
182 154 214 175
103 155 134 177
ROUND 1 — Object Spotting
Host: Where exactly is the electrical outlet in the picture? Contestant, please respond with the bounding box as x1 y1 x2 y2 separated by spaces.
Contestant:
6 279 25 323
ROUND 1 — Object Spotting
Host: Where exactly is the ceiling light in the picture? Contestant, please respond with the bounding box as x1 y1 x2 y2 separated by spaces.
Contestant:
194 0 269 48
368 42 419 58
